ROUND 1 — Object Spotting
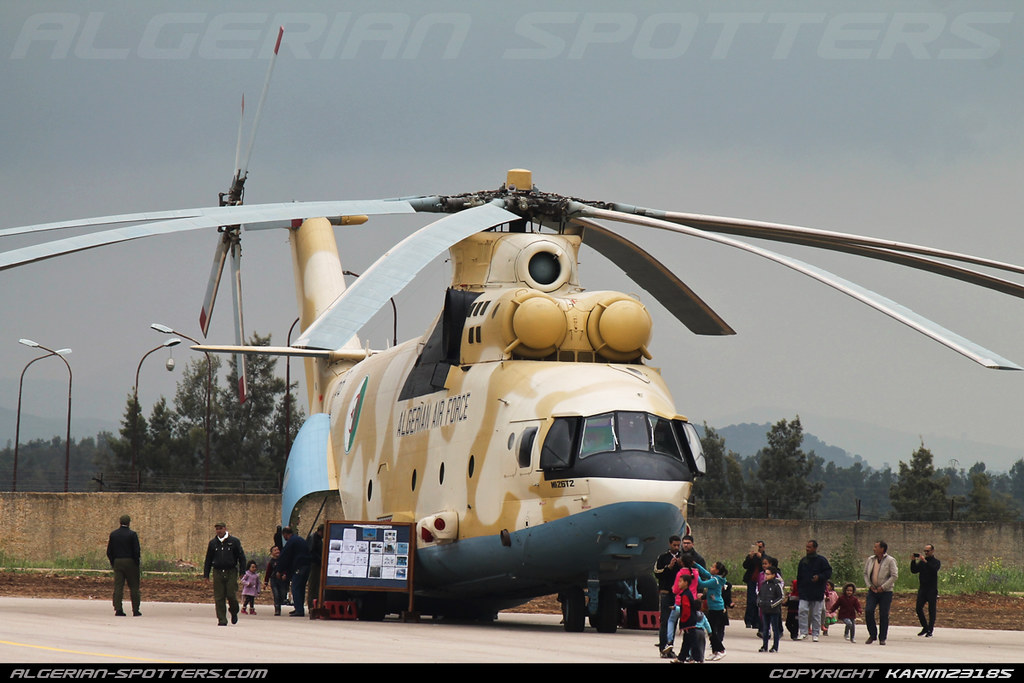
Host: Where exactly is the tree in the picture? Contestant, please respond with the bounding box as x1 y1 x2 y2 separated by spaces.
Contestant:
95 394 148 490
963 464 1021 522
749 416 823 518
1009 459 1024 511
888 443 950 521
143 397 195 491
211 333 302 491
694 423 751 517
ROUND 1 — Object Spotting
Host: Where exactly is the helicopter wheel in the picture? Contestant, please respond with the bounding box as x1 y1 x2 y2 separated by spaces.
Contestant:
592 585 619 634
562 586 586 633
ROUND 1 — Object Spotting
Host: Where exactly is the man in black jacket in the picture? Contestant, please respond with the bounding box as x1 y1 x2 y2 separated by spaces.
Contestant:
911 544 941 637
742 540 766 629
203 522 246 626
106 514 141 617
796 539 832 641
654 535 682 657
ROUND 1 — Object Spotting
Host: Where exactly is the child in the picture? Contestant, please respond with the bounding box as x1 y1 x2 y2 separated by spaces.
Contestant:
785 579 800 640
756 556 780 639
696 561 729 661
691 610 711 663
671 571 700 663
835 582 862 643
241 560 261 615
757 566 784 653
823 580 840 636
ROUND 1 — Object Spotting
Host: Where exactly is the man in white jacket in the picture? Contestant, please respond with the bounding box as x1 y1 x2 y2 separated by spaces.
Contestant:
863 540 899 645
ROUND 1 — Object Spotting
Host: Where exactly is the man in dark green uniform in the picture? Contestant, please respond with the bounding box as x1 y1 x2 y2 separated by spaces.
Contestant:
106 514 141 617
203 522 246 626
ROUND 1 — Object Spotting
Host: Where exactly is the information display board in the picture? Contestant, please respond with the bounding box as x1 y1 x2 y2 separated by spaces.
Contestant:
323 520 414 592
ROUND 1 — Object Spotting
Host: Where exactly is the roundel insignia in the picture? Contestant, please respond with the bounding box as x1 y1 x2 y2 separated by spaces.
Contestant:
345 376 369 453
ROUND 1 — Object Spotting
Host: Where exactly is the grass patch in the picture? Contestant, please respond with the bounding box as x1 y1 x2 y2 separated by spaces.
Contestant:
723 549 1024 596
0 550 204 575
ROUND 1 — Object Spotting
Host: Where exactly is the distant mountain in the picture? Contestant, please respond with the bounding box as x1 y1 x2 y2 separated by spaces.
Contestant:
698 414 1023 473
0 406 117 446
698 421 869 468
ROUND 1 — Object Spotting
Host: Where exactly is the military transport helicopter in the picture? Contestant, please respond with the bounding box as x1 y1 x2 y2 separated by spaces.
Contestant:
5 164 1024 630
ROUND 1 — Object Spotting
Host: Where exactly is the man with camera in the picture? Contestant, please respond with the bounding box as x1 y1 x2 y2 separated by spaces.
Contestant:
911 544 941 637
654 535 683 657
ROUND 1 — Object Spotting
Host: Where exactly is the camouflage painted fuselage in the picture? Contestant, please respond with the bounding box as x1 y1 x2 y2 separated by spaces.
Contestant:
285 218 700 610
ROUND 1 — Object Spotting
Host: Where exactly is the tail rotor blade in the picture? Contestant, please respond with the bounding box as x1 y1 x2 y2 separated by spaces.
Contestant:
229 240 248 403
200 235 231 337
232 94 245 180
239 26 283 178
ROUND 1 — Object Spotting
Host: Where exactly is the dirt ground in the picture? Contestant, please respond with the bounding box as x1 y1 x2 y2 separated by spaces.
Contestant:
0 571 1020 630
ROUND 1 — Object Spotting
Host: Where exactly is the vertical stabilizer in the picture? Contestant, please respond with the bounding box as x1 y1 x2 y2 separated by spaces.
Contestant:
289 217 359 412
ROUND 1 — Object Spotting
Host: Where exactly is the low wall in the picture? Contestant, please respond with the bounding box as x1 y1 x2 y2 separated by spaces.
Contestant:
1 493 1020 569
686 518 1024 570
0 492 342 566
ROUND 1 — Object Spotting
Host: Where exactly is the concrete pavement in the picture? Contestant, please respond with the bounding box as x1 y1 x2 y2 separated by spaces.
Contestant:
0 597 1021 665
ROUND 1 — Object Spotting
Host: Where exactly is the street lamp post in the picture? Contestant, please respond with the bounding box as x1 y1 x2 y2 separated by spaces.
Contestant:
151 323 212 492
132 338 181 490
13 346 71 492
18 339 73 492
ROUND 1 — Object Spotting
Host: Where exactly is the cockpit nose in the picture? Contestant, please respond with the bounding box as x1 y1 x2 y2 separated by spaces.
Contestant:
540 411 706 482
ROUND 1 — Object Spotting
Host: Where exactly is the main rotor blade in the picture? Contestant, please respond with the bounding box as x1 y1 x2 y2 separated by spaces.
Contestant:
776 234 1024 301
229 241 248 403
0 199 419 271
571 217 734 335
610 204 1024 279
295 202 519 350
575 204 1022 371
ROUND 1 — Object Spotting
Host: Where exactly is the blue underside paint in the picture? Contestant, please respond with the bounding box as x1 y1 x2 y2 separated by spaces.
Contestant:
413 500 685 604
280 413 332 528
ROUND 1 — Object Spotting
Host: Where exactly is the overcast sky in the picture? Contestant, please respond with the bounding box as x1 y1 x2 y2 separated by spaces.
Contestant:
2 1 1023 470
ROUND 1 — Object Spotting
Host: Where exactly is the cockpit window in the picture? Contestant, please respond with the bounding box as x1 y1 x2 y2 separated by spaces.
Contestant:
550 411 688 464
540 411 697 481
677 420 706 475
540 416 579 470
579 414 617 458
651 416 681 457
616 412 649 452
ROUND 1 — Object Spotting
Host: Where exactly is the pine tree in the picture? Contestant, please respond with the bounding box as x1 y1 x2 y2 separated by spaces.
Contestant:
964 464 1021 521
749 416 823 518
694 423 750 516
888 443 949 521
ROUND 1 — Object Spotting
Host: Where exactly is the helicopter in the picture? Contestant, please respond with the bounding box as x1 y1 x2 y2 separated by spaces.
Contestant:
5 162 1024 630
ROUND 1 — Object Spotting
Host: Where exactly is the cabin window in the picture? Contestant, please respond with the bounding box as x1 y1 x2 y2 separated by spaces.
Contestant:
468 455 475 478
